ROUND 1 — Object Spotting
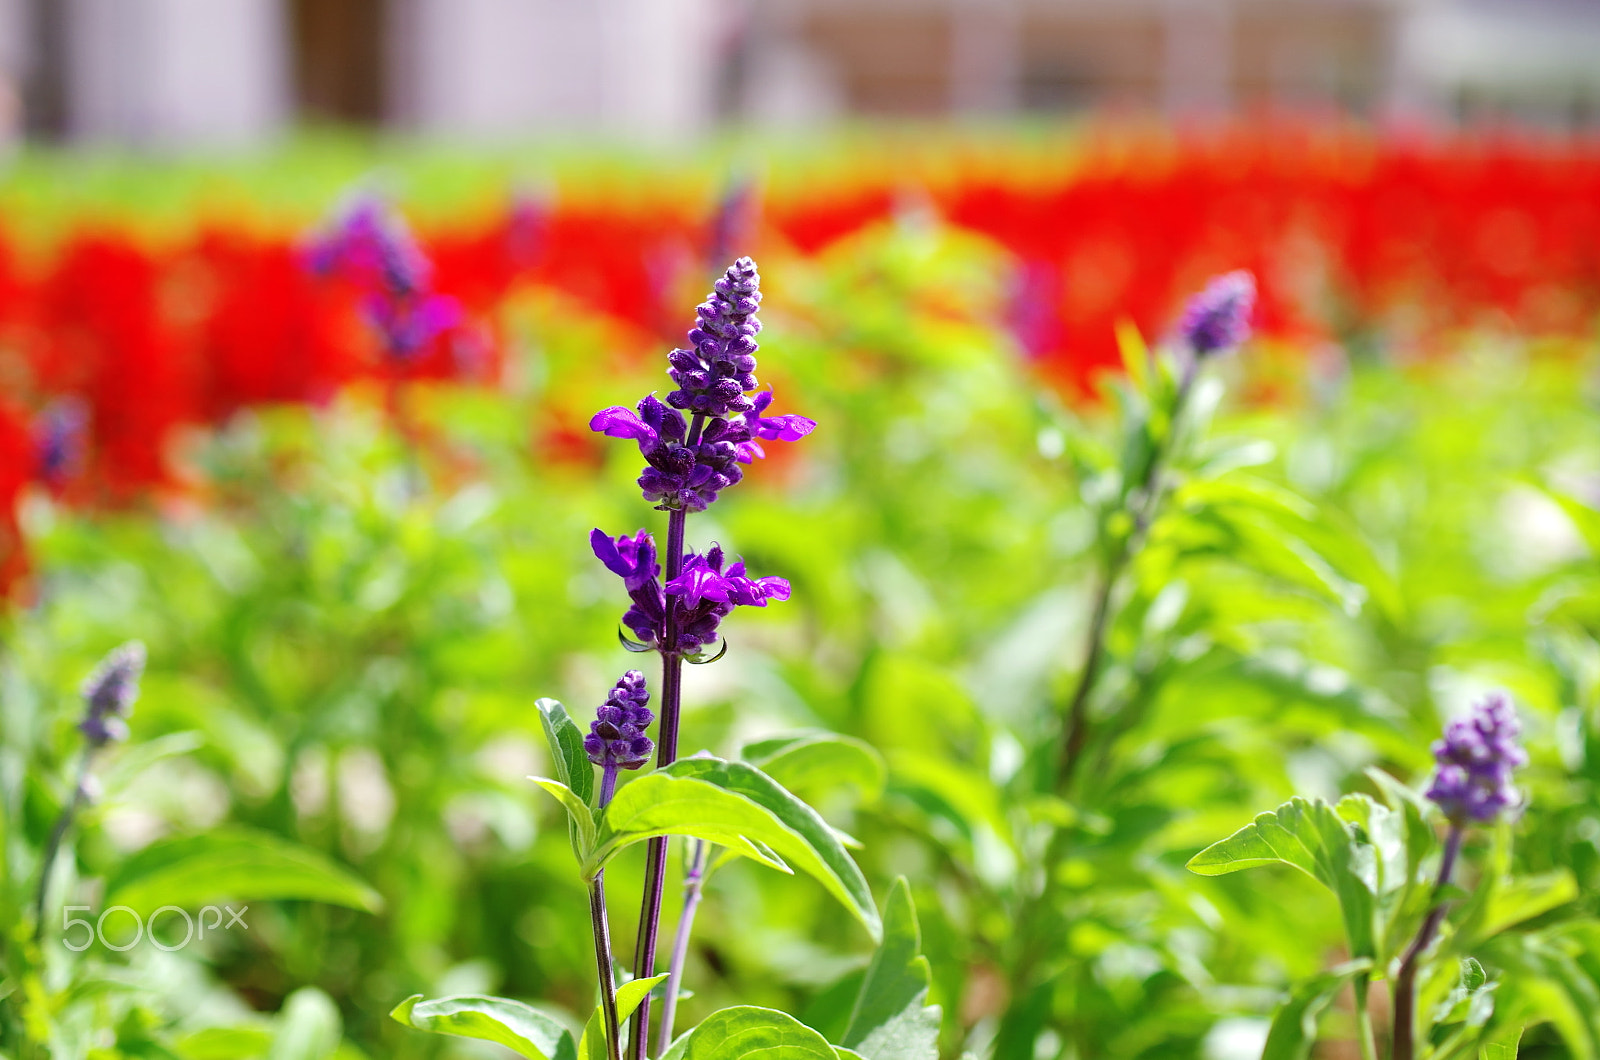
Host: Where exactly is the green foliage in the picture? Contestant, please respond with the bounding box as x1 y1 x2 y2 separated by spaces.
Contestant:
0 181 1597 1060
103 828 384 915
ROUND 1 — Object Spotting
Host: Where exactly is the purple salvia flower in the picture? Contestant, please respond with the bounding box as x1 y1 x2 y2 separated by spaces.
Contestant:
1426 693 1527 824
591 529 667 647
667 257 763 418
33 399 89 489
591 534 789 656
1178 270 1256 357
589 256 813 513
363 292 462 360
1005 259 1063 361
585 670 655 772
78 641 146 748
705 177 759 275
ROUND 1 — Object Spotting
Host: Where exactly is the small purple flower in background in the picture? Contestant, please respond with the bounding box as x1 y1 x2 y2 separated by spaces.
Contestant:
363 291 463 358
1005 259 1063 361
78 641 146 748
705 177 759 276
586 671 655 804
1426 693 1527 824
506 190 550 270
306 194 458 363
1178 270 1256 358
32 399 89 489
307 195 432 296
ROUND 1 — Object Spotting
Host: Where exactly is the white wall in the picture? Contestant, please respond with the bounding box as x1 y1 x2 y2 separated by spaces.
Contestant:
63 0 288 148
393 0 723 141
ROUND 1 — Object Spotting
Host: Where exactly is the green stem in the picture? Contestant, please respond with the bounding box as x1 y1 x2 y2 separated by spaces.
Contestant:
1354 973 1379 1060
33 749 93 942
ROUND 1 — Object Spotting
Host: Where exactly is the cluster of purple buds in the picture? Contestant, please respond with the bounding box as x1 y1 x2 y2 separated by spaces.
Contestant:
306 195 461 363
591 530 789 657
669 256 763 417
585 670 655 773
1178 270 1256 358
590 258 813 513
33 399 89 489
78 641 146 748
1426 693 1527 824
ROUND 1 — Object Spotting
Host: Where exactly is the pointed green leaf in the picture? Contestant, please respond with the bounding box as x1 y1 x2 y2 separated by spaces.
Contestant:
529 776 597 862
103 827 382 914
390 994 577 1060
660 1006 837 1060
742 733 886 802
663 757 880 940
1187 797 1377 959
538 698 595 807
578 975 670 1060
268 987 341 1060
1261 960 1372 1060
587 771 796 881
840 879 940 1060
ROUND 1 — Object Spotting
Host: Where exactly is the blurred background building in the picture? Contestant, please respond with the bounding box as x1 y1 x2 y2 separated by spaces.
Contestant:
0 0 1597 149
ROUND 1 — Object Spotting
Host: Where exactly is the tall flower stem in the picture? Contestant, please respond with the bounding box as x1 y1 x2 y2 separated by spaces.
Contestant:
655 839 709 1056
996 361 1201 1055
34 749 93 943
629 497 691 1060
1392 824 1465 1060
588 764 624 1060
1057 358 1198 794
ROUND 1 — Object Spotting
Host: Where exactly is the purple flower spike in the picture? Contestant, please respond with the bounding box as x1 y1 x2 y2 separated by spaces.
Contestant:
78 641 146 747
585 670 655 772
1426 693 1527 824
33 399 89 488
667 257 763 418
1178 270 1256 357
588 256 813 512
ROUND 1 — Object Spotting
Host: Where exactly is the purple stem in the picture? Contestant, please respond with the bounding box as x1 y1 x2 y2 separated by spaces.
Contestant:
629 489 693 1060
1392 823 1466 1060
590 765 625 1060
655 839 709 1055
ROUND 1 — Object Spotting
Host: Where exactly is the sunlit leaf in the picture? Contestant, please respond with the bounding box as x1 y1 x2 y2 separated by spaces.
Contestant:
390 994 577 1060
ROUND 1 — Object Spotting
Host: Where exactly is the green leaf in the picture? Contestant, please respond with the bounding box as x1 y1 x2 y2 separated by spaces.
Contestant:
1455 871 1579 951
659 757 880 940
1260 960 1372 1060
577 974 670 1060
175 1026 274 1060
840 879 940 1060
1187 797 1377 959
538 698 595 807
267 987 342 1060
99 731 206 796
742 733 887 803
529 776 597 863
660 1007 837 1060
103 827 382 914
592 758 879 938
537 701 595 810
390 994 578 1060
587 771 794 880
